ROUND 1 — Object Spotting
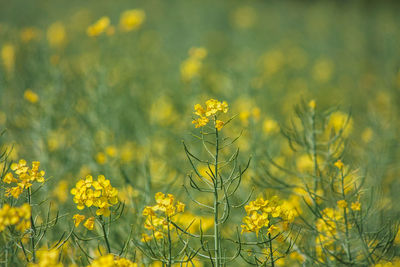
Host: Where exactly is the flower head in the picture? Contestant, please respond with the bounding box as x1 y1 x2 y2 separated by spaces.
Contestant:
192 99 229 130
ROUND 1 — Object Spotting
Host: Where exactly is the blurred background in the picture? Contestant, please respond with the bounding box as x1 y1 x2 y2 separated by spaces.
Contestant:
1 0 400 263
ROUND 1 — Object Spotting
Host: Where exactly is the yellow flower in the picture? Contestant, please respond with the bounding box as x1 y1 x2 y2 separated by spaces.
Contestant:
351 201 361 211
119 9 145 32
88 254 138 267
3 173 16 184
20 27 39 43
105 146 117 157
84 217 95 230
4 159 45 199
262 118 279 135
0 203 31 233
28 248 63 267
87 17 111 37
24 89 39 103
334 160 344 170
309 99 316 110
47 22 66 48
180 47 207 81
215 120 224 131
70 174 118 217
96 152 107 164
1 43 15 74
176 201 185 213
192 116 209 128
72 214 85 227
241 196 295 236
192 99 229 129
141 193 186 242
337 200 348 209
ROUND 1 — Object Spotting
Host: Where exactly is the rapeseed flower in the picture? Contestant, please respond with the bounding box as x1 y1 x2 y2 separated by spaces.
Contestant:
119 9 145 32
192 99 228 131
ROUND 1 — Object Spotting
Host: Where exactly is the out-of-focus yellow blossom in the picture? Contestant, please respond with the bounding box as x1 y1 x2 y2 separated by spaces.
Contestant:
296 154 313 173
261 49 285 76
141 192 185 242
53 180 69 203
72 214 85 227
24 89 39 103
175 212 214 233
337 200 348 209
47 22 66 48
231 6 256 29
84 217 95 230
70 175 118 217
315 207 350 262
180 47 207 82
351 201 361 211
1 43 15 74
189 47 207 60
20 27 40 43
312 58 334 83
0 203 31 232
119 141 138 163
373 258 400 267
105 146 117 157
241 196 295 236
150 97 177 126
88 254 137 267
293 187 323 206
87 16 111 37
118 185 139 205
28 248 63 267
3 159 45 199
361 127 373 143
327 111 353 137
119 9 145 32
262 118 279 135
47 130 66 152
308 99 316 110
96 152 107 164
192 99 228 130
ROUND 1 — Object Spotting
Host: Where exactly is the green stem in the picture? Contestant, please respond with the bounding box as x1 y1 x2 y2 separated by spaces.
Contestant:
28 187 36 263
167 217 172 267
214 121 221 267
268 232 275 267
311 109 319 193
100 217 111 253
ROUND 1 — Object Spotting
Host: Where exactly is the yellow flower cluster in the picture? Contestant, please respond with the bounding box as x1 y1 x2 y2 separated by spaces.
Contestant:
72 214 96 230
88 254 137 267
28 249 63 267
87 10 146 37
192 99 228 130
141 192 185 242
180 47 207 81
70 175 118 217
3 159 45 198
87 17 111 37
119 9 146 32
241 196 295 236
24 89 39 103
0 203 31 232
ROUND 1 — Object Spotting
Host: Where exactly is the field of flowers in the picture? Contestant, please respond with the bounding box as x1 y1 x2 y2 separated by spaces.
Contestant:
1 0 400 266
